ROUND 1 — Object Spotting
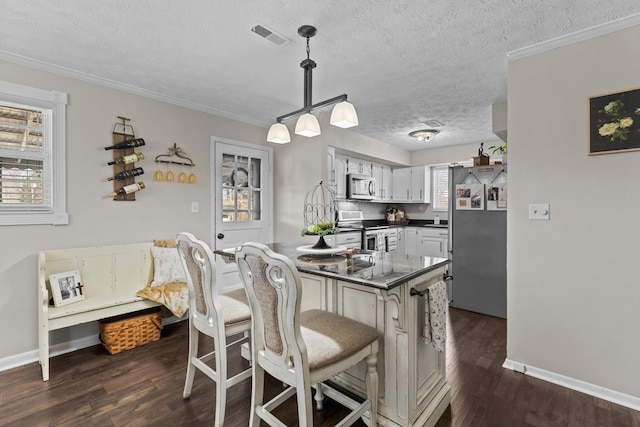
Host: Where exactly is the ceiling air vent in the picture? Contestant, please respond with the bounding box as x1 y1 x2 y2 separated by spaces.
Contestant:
251 24 289 46
422 119 444 128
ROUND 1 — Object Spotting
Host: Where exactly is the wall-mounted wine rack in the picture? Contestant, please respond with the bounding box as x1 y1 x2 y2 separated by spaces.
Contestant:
108 116 145 201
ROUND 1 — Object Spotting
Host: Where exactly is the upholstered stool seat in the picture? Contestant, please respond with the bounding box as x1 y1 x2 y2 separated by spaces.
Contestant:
300 309 379 371
220 288 251 326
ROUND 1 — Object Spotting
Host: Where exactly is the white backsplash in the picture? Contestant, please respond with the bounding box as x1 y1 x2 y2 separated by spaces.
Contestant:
337 200 446 221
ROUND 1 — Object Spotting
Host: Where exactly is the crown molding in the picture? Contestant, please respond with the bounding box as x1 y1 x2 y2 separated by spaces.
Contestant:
0 50 269 128
508 13 640 61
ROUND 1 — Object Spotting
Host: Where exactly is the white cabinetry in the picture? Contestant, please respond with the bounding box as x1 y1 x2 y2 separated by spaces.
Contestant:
372 163 393 202
327 146 337 194
298 267 449 427
396 227 405 256
404 226 448 257
327 153 348 200
392 166 430 203
346 157 372 176
410 165 431 203
392 167 412 202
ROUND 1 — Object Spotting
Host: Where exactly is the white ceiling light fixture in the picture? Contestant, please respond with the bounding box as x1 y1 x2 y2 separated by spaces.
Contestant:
265 122 291 143
409 129 440 142
266 25 358 144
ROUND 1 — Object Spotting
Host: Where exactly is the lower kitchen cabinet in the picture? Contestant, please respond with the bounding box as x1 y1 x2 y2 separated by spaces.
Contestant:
405 226 449 258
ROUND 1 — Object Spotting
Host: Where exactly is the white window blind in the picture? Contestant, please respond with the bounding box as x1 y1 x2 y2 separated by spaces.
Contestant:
0 104 49 207
0 81 67 225
432 165 449 211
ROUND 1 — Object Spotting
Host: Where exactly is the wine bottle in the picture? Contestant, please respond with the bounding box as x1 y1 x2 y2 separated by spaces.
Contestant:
107 182 145 198
108 152 144 166
104 138 146 150
107 167 144 181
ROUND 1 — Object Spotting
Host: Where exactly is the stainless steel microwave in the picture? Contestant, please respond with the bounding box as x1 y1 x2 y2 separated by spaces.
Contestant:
346 174 375 200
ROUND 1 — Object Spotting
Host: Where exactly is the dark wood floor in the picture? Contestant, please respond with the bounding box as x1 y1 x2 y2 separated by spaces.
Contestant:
1 308 638 427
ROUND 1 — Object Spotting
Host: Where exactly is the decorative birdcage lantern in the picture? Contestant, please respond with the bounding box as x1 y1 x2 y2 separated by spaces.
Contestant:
301 181 338 249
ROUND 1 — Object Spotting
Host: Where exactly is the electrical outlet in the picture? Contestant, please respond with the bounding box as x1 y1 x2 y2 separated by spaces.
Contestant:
191 201 199 214
528 203 549 220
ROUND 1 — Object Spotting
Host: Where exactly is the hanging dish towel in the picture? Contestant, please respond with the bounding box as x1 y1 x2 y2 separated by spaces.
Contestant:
423 280 448 352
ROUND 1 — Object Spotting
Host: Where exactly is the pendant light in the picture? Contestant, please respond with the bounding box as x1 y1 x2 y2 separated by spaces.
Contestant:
266 25 358 144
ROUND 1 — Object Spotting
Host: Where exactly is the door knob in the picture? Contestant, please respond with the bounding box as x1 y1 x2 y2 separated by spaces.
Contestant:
217 233 224 239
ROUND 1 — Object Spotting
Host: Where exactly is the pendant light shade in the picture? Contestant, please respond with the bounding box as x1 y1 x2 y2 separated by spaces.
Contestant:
330 101 359 129
295 113 321 137
266 122 291 144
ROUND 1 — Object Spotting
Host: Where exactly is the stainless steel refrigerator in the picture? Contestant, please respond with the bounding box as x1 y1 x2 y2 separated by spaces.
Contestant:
447 164 507 318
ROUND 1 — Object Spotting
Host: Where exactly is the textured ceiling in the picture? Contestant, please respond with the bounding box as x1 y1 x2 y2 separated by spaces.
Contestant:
1 1 639 151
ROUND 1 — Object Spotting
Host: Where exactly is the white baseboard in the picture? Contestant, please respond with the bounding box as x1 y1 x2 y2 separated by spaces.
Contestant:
503 358 640 411
0 316 185 374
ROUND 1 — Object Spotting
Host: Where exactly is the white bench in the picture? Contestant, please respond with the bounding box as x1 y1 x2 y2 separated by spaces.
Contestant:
38 242 161 381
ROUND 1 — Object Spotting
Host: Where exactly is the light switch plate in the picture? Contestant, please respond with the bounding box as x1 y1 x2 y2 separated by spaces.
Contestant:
191 201 199 214
529 203 549 220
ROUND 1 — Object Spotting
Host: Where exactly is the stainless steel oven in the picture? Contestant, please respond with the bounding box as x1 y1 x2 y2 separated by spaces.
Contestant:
365 227 389 252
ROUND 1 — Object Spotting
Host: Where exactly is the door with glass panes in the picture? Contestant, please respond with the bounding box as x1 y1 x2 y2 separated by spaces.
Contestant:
213 138 272 294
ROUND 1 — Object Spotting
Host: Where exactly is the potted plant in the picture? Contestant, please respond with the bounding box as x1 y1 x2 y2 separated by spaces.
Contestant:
301 221 340 249
489 143 508 164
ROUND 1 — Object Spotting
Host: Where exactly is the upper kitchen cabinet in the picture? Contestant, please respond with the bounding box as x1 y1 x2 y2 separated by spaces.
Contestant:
327 149 348 200
372 163 393 202
410 165 431 203
392 167 411 202
346 157 372 176
392 166 431 203
327 146 336 193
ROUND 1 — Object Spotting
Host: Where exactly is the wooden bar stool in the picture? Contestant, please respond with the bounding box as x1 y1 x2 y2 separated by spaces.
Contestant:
176 232 252 427
236 242 379 427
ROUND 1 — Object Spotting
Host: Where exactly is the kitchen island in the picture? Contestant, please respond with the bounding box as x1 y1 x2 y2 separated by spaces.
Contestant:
217 242 450 427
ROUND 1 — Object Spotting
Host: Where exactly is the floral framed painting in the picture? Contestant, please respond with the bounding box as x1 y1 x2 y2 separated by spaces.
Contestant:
589 87 640 155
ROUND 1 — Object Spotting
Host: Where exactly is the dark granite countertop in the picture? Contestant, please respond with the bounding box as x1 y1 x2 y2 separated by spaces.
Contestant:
362 219 449 229
216 242 449 290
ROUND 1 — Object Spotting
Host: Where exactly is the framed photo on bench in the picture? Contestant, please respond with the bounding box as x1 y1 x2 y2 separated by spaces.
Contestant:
49 270 84 307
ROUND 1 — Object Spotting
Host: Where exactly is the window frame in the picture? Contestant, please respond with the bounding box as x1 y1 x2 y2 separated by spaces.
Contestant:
0 80 68 225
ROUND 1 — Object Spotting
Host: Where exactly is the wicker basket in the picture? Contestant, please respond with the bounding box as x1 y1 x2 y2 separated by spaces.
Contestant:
99 310 163 355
